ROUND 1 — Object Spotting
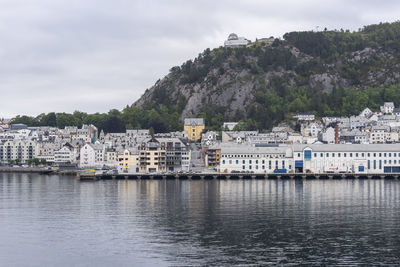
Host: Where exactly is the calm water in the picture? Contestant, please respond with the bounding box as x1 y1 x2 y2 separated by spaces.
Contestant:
1 174 400 266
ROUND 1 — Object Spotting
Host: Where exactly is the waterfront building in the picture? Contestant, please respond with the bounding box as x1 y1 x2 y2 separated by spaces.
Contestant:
105 149 118 168
157 137 190 172
118 149 139 173
138 137 166 173
0 140 39 164
293 144 400 174
79 143 105 168
184 118 205 142
220 144 293 174
204 146 221 168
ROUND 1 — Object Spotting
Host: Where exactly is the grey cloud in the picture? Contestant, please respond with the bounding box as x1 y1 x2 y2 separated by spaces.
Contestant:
0 0 399 118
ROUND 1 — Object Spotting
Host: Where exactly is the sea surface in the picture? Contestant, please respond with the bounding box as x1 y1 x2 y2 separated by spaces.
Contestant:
1 173 400 266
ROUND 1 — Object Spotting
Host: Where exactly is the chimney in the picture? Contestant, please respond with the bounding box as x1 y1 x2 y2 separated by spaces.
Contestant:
335 124 339 144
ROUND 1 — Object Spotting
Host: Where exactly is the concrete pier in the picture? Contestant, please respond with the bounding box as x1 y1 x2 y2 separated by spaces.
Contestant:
76 172 400 181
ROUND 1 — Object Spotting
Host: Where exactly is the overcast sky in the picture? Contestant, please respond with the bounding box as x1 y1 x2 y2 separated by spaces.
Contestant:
1 0 399 118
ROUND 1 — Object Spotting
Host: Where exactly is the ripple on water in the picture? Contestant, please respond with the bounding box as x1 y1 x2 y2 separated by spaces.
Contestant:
1 174 400 266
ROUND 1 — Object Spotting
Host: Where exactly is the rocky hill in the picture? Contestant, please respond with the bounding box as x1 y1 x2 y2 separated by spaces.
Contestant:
133 21 400 130
12 21 400 133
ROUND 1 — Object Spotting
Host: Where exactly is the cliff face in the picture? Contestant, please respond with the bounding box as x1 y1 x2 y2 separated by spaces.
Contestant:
133 22 400 128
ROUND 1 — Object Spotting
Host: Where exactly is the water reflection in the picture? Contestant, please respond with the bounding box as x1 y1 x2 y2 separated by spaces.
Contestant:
1 174 400 266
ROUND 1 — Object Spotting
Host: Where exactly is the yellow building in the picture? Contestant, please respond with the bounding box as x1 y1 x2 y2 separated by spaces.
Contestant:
139 138 166 173
184 118 205 142
118 149 139 173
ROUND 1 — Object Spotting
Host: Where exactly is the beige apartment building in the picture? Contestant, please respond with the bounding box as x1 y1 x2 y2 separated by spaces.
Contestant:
118 149 139 173
139 137 166 173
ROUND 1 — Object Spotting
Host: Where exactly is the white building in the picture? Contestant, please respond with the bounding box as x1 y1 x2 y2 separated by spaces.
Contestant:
321 127 335 144
54 144 76 163
294 112 315 121
359 108 373 118
220 144 293 174
0 140 39 164
293 144 400 174
79 143 105 168
302 122 323 137
369 126 398 144
224 33 250 47
380 102 395 114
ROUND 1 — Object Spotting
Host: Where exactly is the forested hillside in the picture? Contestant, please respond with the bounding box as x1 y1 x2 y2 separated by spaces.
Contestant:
12 21 400 132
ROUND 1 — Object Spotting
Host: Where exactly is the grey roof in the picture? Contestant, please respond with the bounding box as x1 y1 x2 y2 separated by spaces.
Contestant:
221 144 289 154
293 144 400 152
184 118 204 126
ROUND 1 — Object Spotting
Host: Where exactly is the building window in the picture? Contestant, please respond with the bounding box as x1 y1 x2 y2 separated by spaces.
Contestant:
304 150 312 159
384 153 387 157
344 153 347 157
320 153 323 157
222 160 225 164
314 153 317 157
338 153 341 157
236 160 239 164
297 153 301 157
368 153 370 157
356 153 359 157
